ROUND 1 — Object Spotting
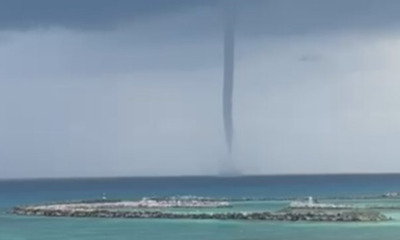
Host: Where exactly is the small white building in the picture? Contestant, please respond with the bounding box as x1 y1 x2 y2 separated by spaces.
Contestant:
289 196 350 209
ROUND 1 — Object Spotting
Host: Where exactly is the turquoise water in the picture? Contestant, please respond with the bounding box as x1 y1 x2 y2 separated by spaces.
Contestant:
2 175 400 239
2 215 400 240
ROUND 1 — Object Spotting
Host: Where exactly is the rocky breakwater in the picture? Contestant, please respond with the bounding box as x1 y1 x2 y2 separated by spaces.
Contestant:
19 198 231 211
11 206 389 222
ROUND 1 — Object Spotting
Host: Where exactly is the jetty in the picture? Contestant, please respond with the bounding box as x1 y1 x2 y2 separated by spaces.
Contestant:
11 206 388 222
19 198 231 210
10 196 390 222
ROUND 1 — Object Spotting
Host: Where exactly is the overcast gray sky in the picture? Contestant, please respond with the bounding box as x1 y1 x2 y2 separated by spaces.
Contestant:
2 0 400 178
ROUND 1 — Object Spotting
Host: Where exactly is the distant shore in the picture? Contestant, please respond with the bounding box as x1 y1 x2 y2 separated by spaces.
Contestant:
147 192 400 202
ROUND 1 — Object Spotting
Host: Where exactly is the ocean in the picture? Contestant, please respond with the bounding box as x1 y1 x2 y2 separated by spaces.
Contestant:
1 174 400 240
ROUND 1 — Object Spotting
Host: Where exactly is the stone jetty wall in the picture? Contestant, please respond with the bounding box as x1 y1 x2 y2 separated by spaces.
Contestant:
11 206 389 222
22 199 230 210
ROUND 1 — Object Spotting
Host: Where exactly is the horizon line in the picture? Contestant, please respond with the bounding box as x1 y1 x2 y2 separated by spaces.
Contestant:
2 172 400 182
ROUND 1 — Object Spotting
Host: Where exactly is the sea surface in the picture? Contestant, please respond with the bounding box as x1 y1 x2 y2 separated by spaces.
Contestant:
2 174 400 240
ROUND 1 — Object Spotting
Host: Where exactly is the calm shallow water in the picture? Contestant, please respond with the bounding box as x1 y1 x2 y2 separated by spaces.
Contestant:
2 175 400 240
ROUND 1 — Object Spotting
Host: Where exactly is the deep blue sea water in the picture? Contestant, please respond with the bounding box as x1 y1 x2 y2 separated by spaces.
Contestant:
2 174 400 240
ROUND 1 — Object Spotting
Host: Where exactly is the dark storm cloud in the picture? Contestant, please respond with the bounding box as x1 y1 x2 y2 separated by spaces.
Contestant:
238 0 400 36
2 0 400 34
0 0 216 30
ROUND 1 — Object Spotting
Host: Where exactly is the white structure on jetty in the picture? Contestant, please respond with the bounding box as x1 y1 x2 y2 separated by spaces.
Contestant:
289 196 351 209
102 193 107 200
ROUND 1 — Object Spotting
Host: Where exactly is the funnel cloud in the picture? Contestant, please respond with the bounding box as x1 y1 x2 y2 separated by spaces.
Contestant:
223 1 235 154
